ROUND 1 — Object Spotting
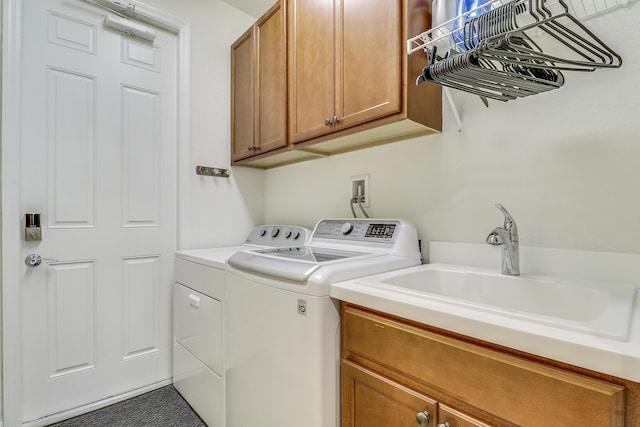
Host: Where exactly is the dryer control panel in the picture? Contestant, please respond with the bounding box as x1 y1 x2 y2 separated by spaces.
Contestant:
244 225 312 247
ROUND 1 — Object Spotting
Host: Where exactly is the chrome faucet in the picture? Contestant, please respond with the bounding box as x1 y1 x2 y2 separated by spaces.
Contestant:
486 203 519 276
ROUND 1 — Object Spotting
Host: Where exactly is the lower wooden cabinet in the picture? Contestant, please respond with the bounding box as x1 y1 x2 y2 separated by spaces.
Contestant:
341 303 626 427
438 404 492 427
342 360 437 427
342 360 490 427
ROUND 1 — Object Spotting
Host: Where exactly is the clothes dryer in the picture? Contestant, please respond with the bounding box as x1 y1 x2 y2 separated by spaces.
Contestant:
173 225 311 427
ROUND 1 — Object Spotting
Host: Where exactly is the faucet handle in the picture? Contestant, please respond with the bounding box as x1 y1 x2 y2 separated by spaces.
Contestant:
495 203 518 238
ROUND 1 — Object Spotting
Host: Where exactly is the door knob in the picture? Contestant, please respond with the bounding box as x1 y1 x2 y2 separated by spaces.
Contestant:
25 254 58 267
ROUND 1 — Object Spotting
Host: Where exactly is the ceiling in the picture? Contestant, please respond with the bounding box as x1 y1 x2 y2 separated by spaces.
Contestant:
221 0 275 18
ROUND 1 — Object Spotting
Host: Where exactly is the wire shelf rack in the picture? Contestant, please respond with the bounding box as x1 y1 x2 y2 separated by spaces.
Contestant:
407 0 628 56
408 0 628 131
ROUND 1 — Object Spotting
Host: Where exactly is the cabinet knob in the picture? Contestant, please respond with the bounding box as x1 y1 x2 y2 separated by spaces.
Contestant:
415 411 431 426
437 423 452 427
247 144 257 152
333 115 340 124
325 118 332 126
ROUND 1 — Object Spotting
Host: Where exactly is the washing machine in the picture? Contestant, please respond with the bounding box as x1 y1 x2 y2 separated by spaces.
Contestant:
225 219 422 427
172 225 311 427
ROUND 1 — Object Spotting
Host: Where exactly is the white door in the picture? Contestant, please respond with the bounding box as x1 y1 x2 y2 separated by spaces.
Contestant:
19 0 177 422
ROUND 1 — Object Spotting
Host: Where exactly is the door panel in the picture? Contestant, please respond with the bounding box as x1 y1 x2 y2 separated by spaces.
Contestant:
20 0 177 422
47 261 96 378
256 1 287 154
439 404 493 427
122 86 161 225
122 256 161 359
342 360 438 427
47 67 97 228
231 27 255 161
288 0 335 143
338 0 402 128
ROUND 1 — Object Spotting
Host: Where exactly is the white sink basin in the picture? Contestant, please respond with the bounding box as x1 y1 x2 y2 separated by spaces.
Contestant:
361 264 638 340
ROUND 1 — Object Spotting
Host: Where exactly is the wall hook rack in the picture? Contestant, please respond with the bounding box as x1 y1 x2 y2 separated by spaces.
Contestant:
196 165 231 178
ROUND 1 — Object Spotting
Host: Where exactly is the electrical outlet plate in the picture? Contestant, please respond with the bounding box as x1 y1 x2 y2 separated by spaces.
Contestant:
350 174 370 208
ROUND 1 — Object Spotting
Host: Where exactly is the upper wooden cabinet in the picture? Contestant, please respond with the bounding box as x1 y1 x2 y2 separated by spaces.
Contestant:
286 0 335 143
232 0 442 168
231 26 254 162
288 0 404 143
231 1 287 162
288 0 441 148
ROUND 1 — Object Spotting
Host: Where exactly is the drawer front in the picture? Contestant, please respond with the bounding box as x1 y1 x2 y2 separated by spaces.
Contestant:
174 258 225 300
173 343 223 427
342 305 625 427
342 360 438 427
438 404 492 427
174 283 222 375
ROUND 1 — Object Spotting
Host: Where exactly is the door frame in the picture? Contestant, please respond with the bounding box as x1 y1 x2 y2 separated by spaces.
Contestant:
1 1 192 425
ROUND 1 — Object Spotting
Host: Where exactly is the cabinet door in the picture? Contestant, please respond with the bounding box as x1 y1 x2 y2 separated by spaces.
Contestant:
231 26 255 161
438 405 492 427
336 0 401 129
256 1 288 154
288 0 336 143
342 360 438 427
342 304 625 427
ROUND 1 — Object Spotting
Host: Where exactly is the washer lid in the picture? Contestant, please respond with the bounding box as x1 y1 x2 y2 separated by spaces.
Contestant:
228 250 324 282
254 246 368 263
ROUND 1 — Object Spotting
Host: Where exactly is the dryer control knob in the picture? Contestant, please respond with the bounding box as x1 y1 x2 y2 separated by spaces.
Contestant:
271 227 280 238
341 222 354 235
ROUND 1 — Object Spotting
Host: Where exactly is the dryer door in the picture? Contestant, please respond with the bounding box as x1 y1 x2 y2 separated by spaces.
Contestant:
174 283 222 375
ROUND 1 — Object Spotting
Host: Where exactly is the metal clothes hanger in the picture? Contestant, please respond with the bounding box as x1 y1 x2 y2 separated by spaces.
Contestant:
416 0 620 105
492 0 621 70
419 46 563 103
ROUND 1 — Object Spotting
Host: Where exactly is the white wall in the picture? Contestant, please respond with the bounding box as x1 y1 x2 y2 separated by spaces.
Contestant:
264 5 640 260
143 0 266 249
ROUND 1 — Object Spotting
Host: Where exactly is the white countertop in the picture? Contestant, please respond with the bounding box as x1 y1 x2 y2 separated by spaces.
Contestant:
175 246 245 270
330 242 640 382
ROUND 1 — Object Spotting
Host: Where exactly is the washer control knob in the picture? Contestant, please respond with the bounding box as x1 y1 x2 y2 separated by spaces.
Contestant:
285 230 293 239
293 231 301 240
259 228 267 237
341 222 354 235
271 227 280 238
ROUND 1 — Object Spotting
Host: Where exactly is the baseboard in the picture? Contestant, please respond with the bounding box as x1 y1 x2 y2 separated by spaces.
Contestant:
21 379 173 427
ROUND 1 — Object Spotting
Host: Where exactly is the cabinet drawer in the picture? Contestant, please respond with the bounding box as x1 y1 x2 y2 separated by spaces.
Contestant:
439 404 491 427
342 360 437 427
174 258 225 300
174 283 222 375
342 305 625 427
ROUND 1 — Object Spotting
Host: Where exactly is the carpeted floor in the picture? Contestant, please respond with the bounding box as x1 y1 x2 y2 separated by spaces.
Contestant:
47 385 207 427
